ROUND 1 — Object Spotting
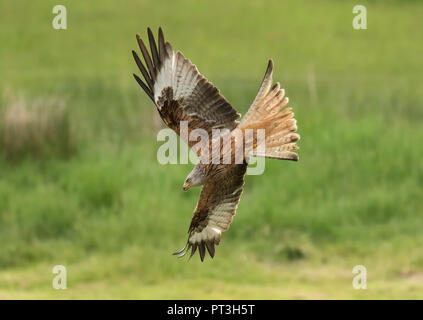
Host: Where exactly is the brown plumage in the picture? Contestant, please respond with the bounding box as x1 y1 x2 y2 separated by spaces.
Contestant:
133 27 300 261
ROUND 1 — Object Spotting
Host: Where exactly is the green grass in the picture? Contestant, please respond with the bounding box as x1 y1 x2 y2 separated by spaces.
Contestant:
0 0 422 299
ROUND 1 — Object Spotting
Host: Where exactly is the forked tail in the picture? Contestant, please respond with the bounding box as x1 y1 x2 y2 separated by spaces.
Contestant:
238 60 300 161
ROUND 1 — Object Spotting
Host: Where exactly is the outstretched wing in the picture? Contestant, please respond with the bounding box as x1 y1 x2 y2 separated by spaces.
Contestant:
173 164 247 261
132 27 240 150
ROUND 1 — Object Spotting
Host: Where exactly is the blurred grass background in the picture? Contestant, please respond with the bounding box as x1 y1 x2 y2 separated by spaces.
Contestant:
0 0 422 299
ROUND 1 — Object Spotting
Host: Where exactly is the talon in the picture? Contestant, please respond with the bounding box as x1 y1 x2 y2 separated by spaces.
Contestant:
177 251 187 258
172 244 187 255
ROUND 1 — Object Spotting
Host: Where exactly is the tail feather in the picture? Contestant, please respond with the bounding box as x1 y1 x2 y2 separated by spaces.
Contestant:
266 133 300 149
238 60 300 161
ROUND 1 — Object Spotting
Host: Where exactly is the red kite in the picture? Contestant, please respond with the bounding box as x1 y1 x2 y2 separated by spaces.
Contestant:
133 28 300 261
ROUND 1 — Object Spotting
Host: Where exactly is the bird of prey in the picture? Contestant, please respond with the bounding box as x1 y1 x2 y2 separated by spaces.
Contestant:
132 27 300 261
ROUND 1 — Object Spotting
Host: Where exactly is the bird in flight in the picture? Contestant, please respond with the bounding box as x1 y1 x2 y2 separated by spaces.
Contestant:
132 27 300 261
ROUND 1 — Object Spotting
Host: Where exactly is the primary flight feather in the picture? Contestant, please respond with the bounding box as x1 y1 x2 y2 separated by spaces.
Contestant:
132 27 300 261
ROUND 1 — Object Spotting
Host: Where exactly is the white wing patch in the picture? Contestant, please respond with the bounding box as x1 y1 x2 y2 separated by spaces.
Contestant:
154 51 199 106
189 225 222 244
154 52 176 104
207 201 239 231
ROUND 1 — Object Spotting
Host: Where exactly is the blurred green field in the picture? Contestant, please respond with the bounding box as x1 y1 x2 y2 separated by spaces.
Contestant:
0 0 423 299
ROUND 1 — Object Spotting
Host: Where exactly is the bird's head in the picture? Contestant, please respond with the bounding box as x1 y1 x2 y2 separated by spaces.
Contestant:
183 166 206 191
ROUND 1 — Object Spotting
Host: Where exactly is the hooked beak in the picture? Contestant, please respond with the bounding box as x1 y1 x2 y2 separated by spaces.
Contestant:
183 182 191 191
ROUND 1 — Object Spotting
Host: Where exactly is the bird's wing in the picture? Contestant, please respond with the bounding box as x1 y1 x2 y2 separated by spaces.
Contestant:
173 164 247 261
132 27 240 151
